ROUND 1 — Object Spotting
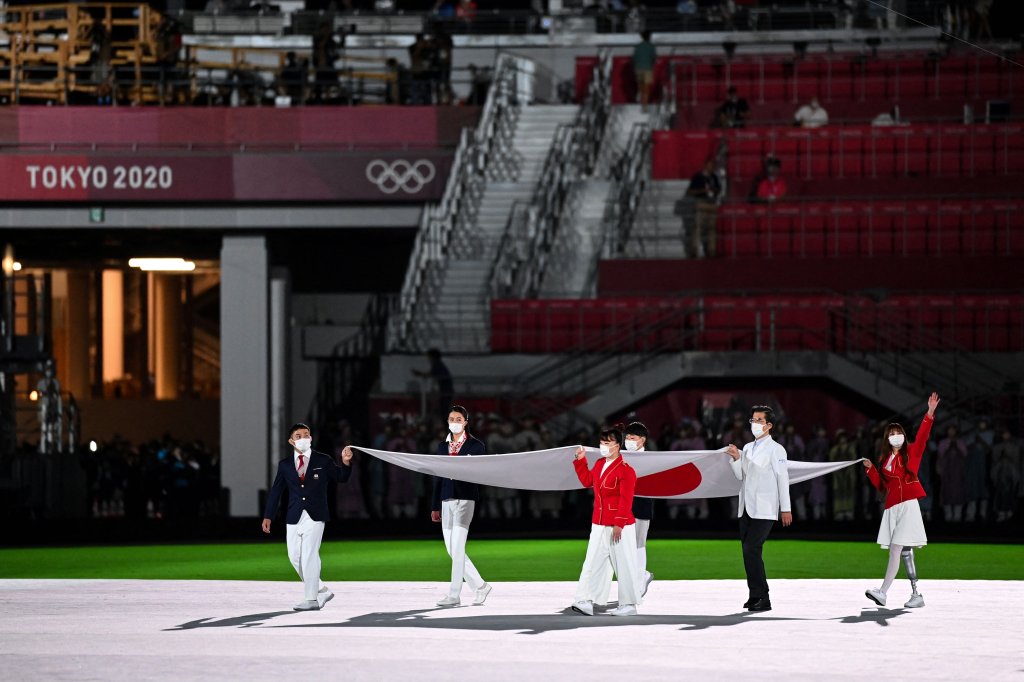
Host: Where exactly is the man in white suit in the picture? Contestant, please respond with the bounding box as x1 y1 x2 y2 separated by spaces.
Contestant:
726 405 792 612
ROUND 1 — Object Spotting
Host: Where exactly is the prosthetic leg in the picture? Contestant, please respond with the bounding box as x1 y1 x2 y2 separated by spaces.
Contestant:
901 548 924 608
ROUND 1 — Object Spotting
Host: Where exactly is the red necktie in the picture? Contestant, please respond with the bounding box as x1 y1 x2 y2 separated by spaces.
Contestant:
297 454 306 481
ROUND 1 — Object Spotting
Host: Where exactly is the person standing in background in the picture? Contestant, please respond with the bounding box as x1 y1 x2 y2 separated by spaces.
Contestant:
632 30 657 110
990 427 1020 522
937 425 968 522
828 429 857 521
686 158 722 258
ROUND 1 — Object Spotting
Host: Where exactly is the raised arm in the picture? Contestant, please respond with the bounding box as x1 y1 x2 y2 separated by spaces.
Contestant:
573 446 594 488
331 447 354 483
908 392 939 474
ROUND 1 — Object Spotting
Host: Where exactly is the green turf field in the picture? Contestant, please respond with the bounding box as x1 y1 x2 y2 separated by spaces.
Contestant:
0 539 1021 581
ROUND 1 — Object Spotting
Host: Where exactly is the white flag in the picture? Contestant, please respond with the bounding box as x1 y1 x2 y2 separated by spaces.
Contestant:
353 447 865 500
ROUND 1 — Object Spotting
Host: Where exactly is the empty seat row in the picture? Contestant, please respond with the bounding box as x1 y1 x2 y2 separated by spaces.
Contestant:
651 123 1024 182
491 295 1024 354
716 199 1024 258
582 54 1020 105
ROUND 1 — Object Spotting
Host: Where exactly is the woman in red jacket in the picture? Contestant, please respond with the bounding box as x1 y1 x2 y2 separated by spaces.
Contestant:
862 392 939 609
570 425 642 617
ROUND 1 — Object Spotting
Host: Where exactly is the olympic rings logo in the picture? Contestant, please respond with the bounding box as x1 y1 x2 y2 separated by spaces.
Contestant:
365 159 437 194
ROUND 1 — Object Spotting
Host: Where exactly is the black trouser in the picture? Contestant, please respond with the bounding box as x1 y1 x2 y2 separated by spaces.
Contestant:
739 512 775 599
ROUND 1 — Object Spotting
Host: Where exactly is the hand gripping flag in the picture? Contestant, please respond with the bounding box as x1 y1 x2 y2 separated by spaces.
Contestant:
352 446 864 499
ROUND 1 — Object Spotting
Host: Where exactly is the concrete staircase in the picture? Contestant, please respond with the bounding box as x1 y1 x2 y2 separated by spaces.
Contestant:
423 105 579 352
538 179 612 298
624 179 691 259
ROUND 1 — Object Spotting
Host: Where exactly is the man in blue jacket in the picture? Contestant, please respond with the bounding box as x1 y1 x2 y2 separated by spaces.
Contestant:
262 423 353 611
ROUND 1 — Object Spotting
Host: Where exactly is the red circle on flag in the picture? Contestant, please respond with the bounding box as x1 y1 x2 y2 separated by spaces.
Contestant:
635 463 703 497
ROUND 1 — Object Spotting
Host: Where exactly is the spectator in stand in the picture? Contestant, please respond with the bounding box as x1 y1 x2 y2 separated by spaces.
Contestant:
714 86 750 128
793 96 829 128
279 51 306 105
466 63 491 105
312 21 339 103
937 425 968 521
990 427 1020 522
754 158 787 203
632 30 657 110
965 419 993 522
828 429 858 521
456 0 477 23
408 33 435 104
434 28 454 104
413 348 455 416
686 158 722 258
805 425 830 520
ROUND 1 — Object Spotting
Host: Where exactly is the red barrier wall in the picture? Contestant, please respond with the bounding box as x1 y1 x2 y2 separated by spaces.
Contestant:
0 106 478 148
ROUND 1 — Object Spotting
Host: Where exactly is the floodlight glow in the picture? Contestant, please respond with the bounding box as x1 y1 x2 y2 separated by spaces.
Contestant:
12 261 22 272
128 258 196 272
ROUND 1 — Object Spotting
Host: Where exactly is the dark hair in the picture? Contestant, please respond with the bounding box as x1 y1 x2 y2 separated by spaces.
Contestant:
625 421 649 440
640 30 651 41
750 405 775 424
876 422 911 489
448 405 469 421
599 423 625 446
288 423 311 438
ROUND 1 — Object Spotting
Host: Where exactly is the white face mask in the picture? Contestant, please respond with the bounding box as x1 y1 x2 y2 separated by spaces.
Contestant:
293 438 311 453
888 434 905 448
448 422 465 435
624 440 641 452
599 444 614 458
751 423 766 438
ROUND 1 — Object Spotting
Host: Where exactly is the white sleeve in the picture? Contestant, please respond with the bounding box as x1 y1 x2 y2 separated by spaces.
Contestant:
730 452 743 481
772 443 791 513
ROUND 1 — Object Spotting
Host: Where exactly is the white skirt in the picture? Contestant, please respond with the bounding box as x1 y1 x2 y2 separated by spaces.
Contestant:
877 498 928 549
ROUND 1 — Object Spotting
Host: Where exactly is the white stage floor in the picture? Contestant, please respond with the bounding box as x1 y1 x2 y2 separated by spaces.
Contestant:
1 579 1021 681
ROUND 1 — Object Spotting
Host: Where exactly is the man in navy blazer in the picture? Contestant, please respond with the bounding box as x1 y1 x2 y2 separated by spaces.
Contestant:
430 405 492 607
262 422 353 611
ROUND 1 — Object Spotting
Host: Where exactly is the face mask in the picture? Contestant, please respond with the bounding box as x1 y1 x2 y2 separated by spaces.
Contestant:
293 438 311 453
888 434 905 448
449 422 465 435
624 440 640 452
599 444 613 458
751 423 765 438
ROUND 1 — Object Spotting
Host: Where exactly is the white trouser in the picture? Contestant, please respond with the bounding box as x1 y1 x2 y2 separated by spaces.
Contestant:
635 518 651 578
441 499 485 598
575 523 641 607
286 510 326 602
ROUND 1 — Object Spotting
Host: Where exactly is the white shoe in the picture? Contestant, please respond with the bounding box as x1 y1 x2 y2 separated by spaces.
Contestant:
904 593 925 608
317 589 334 609
570 600 594 616
293 600 319 611
865 588 887 607
641 571 654 598
472 583 492 606
436 595 461 607
610 605 637 616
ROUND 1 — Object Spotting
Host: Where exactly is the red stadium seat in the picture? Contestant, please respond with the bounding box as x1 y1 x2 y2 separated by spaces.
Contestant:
827 205 860 256
796 207 828 258
867 131 896 177
932 128 966 176
935 203 966 256
832 130 865 178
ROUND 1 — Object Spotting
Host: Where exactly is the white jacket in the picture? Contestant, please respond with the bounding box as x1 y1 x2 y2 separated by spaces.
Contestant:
730 435 791 520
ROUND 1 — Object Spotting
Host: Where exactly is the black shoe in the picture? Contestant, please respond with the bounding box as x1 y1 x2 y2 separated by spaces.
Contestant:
747 598 772 612
743 598 755 609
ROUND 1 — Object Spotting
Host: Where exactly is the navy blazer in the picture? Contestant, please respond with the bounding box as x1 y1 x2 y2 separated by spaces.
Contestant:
431 435 485 510
263 449 352 524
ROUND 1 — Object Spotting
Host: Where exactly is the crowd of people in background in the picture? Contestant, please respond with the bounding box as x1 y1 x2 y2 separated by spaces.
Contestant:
80 435 221 520
322 410 1024 527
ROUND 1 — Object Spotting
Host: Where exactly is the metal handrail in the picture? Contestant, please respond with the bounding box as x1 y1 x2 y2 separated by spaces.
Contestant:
388 52 528 352
603 121 651 258
486 50 611 301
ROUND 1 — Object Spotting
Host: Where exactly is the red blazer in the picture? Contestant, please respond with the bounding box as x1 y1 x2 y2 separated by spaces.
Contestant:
574 456 636 528
866 413 934 509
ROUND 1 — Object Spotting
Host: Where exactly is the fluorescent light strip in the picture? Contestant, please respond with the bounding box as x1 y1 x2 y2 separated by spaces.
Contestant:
128 258 196 272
